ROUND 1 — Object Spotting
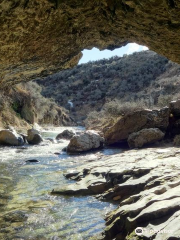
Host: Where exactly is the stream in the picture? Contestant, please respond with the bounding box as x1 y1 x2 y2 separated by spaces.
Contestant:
0 127 121 240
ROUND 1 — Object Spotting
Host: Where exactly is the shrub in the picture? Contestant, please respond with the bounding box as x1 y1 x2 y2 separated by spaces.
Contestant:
85 99 150 130
102 99 148 116
157 95 173 107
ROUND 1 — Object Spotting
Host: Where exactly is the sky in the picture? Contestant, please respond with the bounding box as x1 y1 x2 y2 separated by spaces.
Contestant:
78 43 148 64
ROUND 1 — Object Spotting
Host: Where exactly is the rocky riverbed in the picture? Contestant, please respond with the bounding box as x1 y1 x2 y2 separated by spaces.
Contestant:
0 127 120 240
53 143 180 240
1 124 180 239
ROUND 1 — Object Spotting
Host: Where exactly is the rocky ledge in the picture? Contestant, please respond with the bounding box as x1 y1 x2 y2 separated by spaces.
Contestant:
52 145 180 239
1 1 180 88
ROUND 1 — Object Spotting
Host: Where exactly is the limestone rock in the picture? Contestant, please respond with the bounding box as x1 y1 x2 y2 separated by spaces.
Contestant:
0 129 24 146
27 128 43 145
1 1 180 87
67 130 104 153
51 146 180 239
56 129 75 140
104 108 169 145
128 128 165 148
52 172 111 195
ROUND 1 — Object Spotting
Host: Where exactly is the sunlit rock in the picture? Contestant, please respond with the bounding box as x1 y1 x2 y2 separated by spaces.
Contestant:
67 130 104 153
0 129 24 146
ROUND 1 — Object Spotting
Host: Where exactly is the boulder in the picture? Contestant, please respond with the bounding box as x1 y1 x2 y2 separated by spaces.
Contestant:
56 129 75 140
62 147 67 152
128 128 165 148
169 100 180 117
27 129 43 145
67 130 104 153
104 107 169 145
0 129 24 146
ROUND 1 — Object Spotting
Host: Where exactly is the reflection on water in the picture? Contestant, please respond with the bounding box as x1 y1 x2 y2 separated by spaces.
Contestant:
0 127 120 240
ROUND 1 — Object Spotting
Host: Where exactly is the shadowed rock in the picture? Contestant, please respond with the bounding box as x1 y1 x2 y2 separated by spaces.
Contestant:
128 128 165 148
104 108 169 145
0 129 24 146
25 159 40 163
1 1 180 87
27 128 43 145
170 99 180 117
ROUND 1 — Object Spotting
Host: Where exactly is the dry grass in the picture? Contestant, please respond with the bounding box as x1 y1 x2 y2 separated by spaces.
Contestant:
85 99 150 130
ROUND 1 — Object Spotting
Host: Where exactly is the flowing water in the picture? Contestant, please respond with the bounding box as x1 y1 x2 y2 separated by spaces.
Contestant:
0 127 121 240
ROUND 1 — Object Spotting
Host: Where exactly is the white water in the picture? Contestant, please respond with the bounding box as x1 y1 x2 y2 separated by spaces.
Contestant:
68 100 74 108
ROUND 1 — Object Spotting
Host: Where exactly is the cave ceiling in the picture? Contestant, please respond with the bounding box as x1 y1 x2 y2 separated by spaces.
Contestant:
0 0 180 88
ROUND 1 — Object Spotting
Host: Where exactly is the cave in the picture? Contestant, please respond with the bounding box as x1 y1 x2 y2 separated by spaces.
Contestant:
1 1 180 240
0 0 180 88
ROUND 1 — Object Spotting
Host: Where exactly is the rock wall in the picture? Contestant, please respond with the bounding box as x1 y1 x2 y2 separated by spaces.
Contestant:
1 0 180 88
0 82 72 129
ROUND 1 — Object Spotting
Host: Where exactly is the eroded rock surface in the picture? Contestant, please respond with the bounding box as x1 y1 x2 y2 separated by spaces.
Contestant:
52 145 180 239
27 128 43 145
104 108 169 145
56 129 75 140
67 130 104 153
1 1 180 87
128 128 165 148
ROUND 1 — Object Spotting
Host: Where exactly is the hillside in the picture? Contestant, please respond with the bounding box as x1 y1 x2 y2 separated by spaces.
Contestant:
0 82 72 130
36 50 180 124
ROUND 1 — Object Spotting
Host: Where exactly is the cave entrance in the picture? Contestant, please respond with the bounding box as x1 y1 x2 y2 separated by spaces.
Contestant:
78 43 148 64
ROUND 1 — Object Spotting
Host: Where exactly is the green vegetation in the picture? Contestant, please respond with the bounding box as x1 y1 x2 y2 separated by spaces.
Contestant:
38 51 170 110
84 99 149 130
2 50 179 128
37 50 180 124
